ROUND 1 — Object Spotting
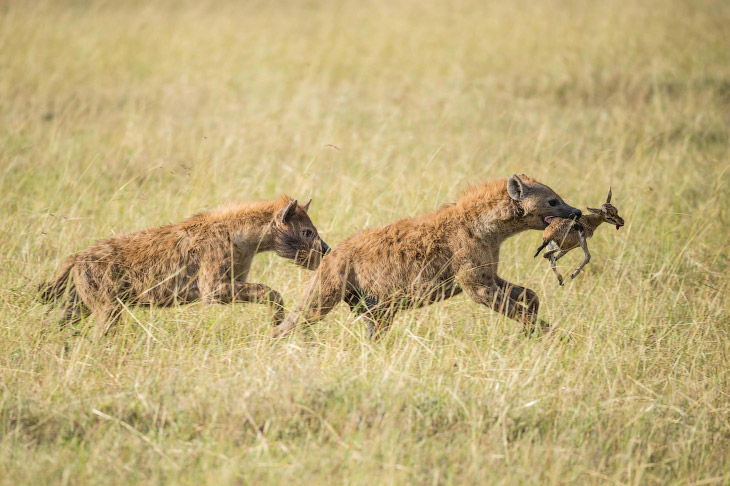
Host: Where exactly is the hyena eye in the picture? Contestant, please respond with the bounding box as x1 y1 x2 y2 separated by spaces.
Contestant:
548 199 558 207
302 229 314 238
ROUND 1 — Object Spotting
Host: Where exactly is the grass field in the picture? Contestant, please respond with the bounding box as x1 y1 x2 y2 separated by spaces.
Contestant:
2 0 730 483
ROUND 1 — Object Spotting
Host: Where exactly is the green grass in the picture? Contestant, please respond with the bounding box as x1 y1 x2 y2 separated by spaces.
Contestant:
1 0 729 483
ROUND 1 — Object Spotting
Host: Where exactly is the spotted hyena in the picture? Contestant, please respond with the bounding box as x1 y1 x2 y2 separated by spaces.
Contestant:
39 197 329 334
274 175 581 339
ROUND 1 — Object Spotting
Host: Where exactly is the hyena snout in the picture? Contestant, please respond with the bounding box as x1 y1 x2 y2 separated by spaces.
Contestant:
320 239 331 255
542 206 581 228
552 204 581 221
300 237 329 270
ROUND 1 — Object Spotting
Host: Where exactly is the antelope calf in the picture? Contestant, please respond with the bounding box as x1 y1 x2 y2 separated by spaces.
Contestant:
273 175 582 340
534 188 625 285
39 197 329 334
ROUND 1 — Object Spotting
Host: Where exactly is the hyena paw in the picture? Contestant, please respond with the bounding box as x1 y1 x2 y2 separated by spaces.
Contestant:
525 319 551 337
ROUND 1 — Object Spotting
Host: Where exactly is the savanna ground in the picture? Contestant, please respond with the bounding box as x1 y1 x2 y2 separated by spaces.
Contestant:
2 0 729 484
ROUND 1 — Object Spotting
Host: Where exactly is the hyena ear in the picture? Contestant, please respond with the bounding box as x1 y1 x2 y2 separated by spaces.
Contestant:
587 207 601 214
277 199 298 224
302 198 312 213
606 186 612 204
507 174 528 201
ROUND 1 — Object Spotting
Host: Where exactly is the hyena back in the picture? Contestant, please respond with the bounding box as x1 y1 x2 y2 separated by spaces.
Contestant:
274 175 581 339
39 197 329 334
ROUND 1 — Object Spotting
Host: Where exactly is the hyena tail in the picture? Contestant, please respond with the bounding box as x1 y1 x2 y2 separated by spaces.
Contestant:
38 255 75 305
533 241 548 258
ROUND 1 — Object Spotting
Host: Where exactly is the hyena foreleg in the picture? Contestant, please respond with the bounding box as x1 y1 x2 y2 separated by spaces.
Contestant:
461 278 548 335
206 281 286 325
499 277 540 317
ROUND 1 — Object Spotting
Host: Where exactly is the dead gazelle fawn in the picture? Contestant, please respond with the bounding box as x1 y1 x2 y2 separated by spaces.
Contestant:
534 188 625 285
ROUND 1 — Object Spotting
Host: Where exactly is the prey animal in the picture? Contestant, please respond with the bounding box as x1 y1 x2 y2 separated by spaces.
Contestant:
39 197 329 334
273 174 582 340
534 187 624 285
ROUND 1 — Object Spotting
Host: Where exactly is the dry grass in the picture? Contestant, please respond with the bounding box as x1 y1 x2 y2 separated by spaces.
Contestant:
1 0 729 484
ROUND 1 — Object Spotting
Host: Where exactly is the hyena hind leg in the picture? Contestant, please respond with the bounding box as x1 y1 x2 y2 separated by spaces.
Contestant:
93 304 124 337
59 286 89 328
365 313 395 341
346 292 394 341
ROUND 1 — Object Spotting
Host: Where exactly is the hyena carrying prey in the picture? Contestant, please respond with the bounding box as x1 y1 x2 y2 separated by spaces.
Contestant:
39 197 329 334
273 175 582 339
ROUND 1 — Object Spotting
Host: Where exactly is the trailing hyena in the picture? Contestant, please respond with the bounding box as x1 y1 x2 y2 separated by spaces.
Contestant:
39 197 329 334
273 175 581 339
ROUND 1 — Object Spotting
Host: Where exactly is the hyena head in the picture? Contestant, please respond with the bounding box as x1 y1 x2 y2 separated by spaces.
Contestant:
507 174 582 230
272 198 330 270
586 187 625 230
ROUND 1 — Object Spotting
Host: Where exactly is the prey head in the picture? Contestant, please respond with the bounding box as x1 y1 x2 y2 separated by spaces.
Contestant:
586 187 625 230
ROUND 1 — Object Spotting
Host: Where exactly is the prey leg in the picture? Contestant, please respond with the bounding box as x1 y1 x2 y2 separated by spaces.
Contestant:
549 255 564 286
570 231 591 280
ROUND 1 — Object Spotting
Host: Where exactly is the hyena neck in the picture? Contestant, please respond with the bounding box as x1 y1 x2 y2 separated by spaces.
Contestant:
234 224 277 254
208 199 286 254
456 196 526 244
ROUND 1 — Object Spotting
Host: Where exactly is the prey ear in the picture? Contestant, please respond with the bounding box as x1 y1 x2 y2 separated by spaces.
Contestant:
587 207 601 214
606 186 612 204
277 199 298 224
507 174 528 201
302 198 312 213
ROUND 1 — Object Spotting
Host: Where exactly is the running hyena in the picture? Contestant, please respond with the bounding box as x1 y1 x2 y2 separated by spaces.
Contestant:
273 175 581 339
39 197 329 334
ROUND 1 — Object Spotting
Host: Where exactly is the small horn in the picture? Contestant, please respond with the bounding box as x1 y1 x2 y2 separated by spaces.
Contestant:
606 186 612 204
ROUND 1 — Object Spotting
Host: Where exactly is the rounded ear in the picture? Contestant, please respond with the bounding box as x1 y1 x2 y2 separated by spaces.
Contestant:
587 207 601 214
302 198 312 213
606 186 612 204
277 199 298 224
507 174 527 201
